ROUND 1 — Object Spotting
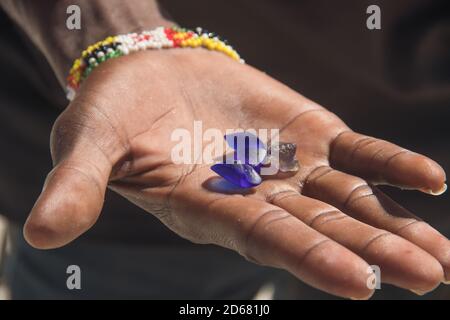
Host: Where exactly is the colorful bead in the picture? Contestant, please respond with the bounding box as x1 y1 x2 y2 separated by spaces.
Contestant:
66 26 243 100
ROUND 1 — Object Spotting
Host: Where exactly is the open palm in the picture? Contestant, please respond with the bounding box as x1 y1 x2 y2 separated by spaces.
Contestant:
25 49 449 299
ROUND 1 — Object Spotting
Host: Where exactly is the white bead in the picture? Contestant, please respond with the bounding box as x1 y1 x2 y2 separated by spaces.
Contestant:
66 87 76 101
119 46 129 55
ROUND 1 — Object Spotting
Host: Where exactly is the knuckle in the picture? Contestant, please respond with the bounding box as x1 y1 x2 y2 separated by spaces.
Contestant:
344 183 374 208
240 209 291 262
308 209 346 228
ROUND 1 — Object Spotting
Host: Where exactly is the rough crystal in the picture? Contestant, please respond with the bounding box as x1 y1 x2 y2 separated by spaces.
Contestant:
224 132 266 166
267 142 300 172
211 163 262 188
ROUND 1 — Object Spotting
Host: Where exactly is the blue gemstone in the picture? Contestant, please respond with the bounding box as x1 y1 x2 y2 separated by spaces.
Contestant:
253 162 263 174
224 132 267 166
211 163 262 188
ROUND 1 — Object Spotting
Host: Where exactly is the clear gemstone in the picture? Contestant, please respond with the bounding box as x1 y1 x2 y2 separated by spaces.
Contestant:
266 142 300 172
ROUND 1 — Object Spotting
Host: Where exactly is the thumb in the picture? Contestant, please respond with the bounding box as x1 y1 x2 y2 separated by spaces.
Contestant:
24 155 112 249
24 109 119 249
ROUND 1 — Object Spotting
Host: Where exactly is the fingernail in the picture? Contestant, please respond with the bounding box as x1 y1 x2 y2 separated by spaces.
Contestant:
410 289 428 296
349 293 374 300
422 183 447 196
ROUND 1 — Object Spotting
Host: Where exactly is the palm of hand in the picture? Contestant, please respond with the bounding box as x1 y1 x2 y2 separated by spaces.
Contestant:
27 49 449 299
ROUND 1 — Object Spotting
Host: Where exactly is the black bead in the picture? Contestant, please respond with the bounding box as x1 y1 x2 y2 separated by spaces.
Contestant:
87 53 96 62
83 56 91 65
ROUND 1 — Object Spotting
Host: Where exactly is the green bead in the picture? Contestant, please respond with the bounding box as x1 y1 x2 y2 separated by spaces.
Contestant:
84 66 93 76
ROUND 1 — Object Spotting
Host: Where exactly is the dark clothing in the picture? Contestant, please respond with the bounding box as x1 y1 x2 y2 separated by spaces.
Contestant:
1 0 449 298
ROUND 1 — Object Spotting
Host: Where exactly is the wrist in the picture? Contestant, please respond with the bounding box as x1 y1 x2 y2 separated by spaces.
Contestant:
2 0 173 85
66 26 243 100
52 1 173 83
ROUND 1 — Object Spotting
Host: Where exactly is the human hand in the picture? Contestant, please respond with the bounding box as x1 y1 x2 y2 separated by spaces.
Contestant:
25 48 449 299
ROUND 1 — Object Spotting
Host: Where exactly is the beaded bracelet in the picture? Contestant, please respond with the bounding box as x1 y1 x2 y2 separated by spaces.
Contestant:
66 26 243 100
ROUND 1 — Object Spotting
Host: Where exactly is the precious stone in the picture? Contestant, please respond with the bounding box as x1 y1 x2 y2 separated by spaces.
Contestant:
224 132 267 166
211 163 262 188
268 142 300 172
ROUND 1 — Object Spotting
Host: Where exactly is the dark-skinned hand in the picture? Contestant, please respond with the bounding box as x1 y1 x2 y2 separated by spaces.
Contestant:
25 48 449 299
